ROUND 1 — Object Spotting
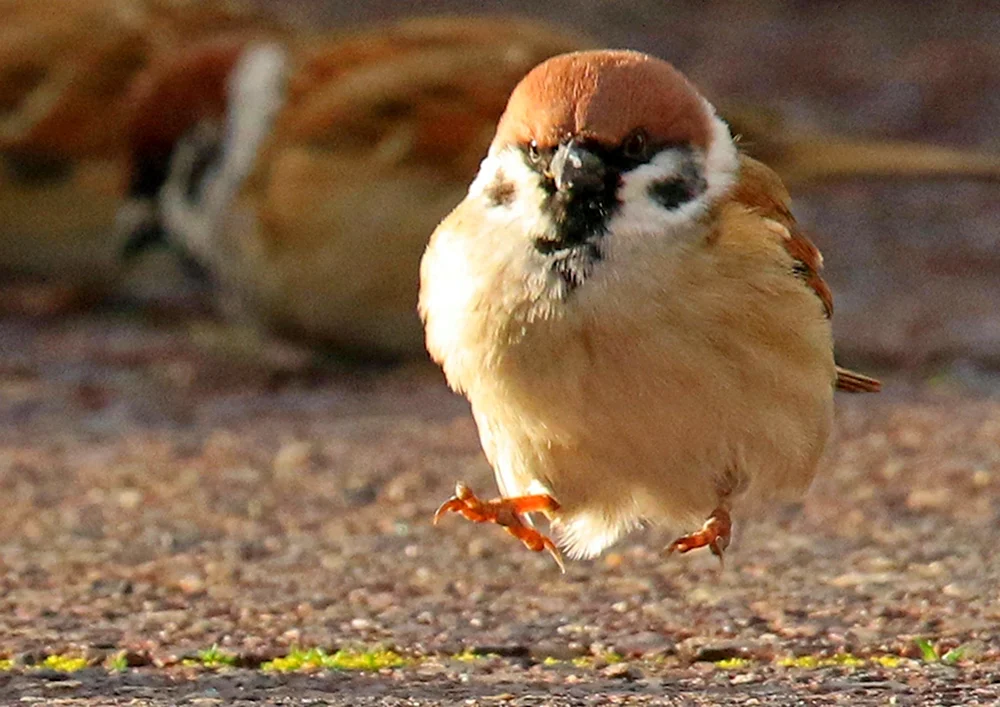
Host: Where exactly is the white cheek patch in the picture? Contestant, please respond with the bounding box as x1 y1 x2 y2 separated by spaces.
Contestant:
608 110 738 249
463 117 740 300
160 42 288 264
466 148 583 305
219 43 288 191
613 149 705 238
468 147 553 235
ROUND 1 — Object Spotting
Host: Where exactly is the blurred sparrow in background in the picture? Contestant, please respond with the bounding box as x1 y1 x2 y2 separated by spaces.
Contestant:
0 0 284 303
127 16 586 357
421 50 881 569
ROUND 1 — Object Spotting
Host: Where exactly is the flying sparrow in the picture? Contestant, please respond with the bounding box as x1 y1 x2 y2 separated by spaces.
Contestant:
128 16 586 357
420 50 881 569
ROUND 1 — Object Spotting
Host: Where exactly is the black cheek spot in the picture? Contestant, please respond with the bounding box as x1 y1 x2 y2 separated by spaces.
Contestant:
484 170 516 207
129 152 171 199
648 178 692 210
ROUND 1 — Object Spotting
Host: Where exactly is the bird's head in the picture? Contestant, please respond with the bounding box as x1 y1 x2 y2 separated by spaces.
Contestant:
467 50 739 292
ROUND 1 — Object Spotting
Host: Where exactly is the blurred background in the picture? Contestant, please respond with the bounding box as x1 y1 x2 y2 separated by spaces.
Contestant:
0 0 998 673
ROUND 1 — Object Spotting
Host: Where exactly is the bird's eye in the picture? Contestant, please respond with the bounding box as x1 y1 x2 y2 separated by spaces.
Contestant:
527 140 542 163
622 130 648 160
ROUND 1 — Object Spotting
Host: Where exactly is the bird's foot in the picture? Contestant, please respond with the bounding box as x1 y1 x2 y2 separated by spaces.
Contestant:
667 506 732 564
434 482 564 571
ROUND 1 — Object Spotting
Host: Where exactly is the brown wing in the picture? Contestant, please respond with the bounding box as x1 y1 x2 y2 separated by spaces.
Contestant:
731 155 881 394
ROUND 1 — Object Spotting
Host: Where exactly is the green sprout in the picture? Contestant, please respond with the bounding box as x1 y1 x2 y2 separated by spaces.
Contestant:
539 652 625 669
451 649 483 663
107 652 129 672
914 638 967 665
870 654 903 668
182 644 237 669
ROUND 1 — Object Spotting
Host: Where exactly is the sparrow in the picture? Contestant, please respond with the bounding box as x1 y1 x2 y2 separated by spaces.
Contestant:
0 0 284 295
128 16 587 358
420 50 881 569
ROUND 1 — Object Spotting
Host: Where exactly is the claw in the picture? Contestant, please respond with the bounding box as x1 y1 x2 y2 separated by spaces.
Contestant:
667 506 732 566
433 481 564 571
433 483 472 525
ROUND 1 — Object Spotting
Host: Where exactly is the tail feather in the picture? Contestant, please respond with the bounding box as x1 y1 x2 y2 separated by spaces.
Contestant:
836 366 881 393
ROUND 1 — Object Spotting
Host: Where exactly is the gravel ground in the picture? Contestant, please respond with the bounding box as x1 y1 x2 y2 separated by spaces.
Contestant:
0 309 998 704
1 1 999 704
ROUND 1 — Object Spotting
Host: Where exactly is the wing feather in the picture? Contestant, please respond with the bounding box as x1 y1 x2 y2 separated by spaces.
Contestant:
730 155 880 393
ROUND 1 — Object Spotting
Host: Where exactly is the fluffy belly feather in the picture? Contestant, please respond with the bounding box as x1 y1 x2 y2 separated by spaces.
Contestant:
468 290 835 559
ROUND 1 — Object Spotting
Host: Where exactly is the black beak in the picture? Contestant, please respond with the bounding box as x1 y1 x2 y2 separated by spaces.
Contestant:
549 140 606 194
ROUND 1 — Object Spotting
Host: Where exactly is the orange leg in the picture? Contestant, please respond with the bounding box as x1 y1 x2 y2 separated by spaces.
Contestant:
667 505 732 564
434 482 564 571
